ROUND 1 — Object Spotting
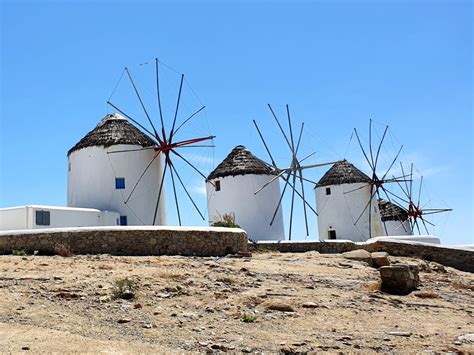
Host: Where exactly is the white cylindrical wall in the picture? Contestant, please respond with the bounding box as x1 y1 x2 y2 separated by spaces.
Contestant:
67 145 167 226
383 219 412 236
206 174 284 241
315 183 384 242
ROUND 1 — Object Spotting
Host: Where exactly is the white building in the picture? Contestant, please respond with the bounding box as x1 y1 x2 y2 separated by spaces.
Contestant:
67 113 167 226
0 205 119 231
315 160 384 242
378 199 412 236
206 145 285 241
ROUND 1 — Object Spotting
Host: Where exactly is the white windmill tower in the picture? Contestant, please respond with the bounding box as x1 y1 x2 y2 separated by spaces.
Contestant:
315 160 383 242
67 113 167 226
206 145 285 241
378 198 412 236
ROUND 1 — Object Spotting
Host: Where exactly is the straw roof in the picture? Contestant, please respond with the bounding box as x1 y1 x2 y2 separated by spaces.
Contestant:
316 160 370 187
68 113 156 156
378 199 409 222
207 145 274 181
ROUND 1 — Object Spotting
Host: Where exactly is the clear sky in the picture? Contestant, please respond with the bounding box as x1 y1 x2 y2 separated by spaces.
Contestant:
1 0 472 244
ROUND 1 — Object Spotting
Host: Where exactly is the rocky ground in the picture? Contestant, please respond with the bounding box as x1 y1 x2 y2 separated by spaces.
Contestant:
0 251 473 353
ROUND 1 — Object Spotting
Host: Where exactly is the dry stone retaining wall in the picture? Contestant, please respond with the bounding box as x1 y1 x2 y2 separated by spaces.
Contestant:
251 240 473 272
0 227 248 257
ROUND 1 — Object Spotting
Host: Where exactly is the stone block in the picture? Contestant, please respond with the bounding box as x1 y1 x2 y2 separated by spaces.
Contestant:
379 264 420 295
371 252 390 267
342 249 373 265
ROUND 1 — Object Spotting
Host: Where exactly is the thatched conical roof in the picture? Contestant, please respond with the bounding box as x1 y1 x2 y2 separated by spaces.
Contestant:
316 160 370 187
207 145 274 181
68 113 156 156
378 199 408 222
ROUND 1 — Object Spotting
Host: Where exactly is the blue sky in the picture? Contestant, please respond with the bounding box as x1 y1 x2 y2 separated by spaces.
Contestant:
1 0 472 244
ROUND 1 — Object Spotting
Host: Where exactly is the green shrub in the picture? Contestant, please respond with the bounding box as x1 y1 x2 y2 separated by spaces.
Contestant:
211 213 240 228
12 248 27 256
241 313 256 323
113 278 139 300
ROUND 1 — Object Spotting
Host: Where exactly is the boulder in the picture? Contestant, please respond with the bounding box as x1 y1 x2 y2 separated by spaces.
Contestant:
379 264 420 295
342 250 372 265
371 252 390 267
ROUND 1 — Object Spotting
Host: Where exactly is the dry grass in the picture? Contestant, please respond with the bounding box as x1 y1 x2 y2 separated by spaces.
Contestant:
450 279 474 291
366 279 382 292
217 276 238 285
157 272 186 281
414 290 439 298
53 243 73 257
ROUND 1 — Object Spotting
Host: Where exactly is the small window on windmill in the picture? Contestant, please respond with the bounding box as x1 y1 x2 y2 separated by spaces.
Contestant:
215 180 221 192
326 187 331 195
119 216 127 226
68 162 71 172
115 178 125 189
328 230 336 240
35 210 50 226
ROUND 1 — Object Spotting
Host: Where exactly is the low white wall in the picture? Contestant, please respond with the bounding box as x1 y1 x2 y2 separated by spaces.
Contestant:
0 207 28 231
0 206 120 231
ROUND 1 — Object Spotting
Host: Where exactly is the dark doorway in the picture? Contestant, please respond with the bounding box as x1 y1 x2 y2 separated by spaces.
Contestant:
328 230 336 239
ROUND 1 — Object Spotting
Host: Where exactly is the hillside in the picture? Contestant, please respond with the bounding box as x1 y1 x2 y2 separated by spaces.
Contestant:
0 252 472 353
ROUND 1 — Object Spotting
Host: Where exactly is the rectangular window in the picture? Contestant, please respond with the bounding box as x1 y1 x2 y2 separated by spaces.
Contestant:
328 230 336 239
35 210 51 226
215 180 221 191
326 187 331 195
115 178 125 189
119 216 128 226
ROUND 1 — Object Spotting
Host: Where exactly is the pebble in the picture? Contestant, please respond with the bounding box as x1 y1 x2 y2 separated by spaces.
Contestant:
387 331 412 337
117 318 131 324
302 302 319 308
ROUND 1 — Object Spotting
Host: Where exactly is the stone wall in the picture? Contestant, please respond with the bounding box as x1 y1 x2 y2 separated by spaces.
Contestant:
251 240 473 272
0 226 248 257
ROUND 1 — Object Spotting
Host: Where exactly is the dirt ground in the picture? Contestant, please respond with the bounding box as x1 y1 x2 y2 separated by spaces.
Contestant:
0 251 472 353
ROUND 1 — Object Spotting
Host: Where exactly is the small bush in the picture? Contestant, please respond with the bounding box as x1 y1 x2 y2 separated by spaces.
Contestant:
211 213 240 228
12 248 27 256
54 243 73 257
241 313 256 323
113 278 139 300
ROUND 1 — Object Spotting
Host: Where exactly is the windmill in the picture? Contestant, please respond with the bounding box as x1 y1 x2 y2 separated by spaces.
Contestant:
345 119 410 238
106 58 215 226
252 104 339 240
392 162 452 235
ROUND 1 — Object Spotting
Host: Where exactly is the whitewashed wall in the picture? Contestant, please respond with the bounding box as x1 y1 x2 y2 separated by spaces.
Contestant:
383 219 412 236
0 206 120 231
68 145 167 226
315 182 384 242
206 174 285 241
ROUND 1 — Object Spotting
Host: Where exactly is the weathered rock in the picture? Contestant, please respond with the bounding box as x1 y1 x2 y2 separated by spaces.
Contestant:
342 250 372 265
301 302 319 308
428 262 447 273
456 333 474 343
117 318 131 324
379 264 420 295
371 252 390 267
280 345 295 354
265 302 295 312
